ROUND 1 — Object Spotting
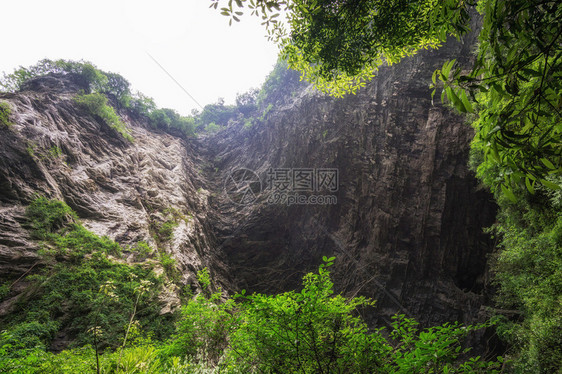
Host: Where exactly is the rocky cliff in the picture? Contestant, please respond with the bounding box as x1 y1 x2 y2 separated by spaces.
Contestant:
0 74 228 308
204 32 497 329
0 32 495 341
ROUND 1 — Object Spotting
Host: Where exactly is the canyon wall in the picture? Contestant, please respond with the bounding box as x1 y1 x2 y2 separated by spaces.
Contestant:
0 30 496 338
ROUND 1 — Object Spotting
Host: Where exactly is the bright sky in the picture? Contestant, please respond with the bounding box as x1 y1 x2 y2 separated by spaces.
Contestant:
0 0 280 115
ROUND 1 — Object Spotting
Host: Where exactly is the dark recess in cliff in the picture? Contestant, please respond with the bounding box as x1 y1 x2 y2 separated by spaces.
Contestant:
203 28 498 338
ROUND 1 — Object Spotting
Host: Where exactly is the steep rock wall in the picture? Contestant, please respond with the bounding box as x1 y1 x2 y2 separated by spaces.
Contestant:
204 34 497 328
0 75 227 298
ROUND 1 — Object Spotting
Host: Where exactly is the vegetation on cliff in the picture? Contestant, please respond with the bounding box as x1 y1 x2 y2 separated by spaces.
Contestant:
0 203 502 373
0 58 298 137
0 101 12 128
0 198 175 360
0 59 198 138
0 0 559 371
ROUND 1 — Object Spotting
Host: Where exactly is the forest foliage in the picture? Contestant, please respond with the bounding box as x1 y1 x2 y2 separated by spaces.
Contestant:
0 58 291 137
0 0 560 371
0 210 502 374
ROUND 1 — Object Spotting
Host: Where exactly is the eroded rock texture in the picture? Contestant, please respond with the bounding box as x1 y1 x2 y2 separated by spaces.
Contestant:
204 33 496 328
0 75 225 296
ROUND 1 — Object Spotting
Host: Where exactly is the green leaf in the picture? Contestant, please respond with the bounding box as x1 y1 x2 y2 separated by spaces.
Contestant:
525 177 535 194
540 158 556 170
501 184 517 202
441 59 456 80
540 179 561 190
459 91 473 113
446 87 466 112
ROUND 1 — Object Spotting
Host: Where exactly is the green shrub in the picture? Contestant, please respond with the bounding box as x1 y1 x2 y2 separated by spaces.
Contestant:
25 196 77 240
149 108 195 138
159 253 177 279
0 342 165 374
26 196 121 259
52 224 122 258
0 101 12 127
74 92 133 141
134 241 154 259
48 146 62 158
0 283 10 301
0 321 59 351
487 182 562 372
226 258 500 373
5 197 177 356
202 122 222 134
155 220 177 243
161 268 235 366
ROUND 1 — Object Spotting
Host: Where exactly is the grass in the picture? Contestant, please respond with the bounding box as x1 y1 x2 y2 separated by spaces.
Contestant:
0 101 13 127
74 93 133 142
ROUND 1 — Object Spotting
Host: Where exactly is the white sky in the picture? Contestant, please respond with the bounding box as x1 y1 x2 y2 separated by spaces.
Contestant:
0 0 280 115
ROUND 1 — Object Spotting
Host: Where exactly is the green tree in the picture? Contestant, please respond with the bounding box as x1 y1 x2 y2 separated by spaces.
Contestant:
214 0 561 189
434 0 562 193
161 268 236 366
212 0 472 97
226 258 500 373
235 88 259 115
196 99 239 128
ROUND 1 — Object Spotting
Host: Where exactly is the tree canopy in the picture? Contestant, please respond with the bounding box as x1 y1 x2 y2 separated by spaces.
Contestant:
213 0 472 96
213 0 561 191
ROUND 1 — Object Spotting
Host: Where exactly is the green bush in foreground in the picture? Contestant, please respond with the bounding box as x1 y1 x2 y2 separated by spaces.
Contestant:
224 258 501 373
0 258 502 373
0 199 503 373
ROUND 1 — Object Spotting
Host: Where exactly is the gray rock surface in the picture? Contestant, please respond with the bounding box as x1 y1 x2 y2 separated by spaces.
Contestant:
0 81 227 299
203 33 496 329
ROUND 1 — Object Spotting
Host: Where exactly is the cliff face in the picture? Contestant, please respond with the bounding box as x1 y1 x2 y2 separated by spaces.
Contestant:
0 32 495 334
204 34 496 327
0 75 225 296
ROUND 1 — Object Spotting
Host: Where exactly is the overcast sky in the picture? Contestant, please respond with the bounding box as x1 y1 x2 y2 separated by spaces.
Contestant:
0 0 280 115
